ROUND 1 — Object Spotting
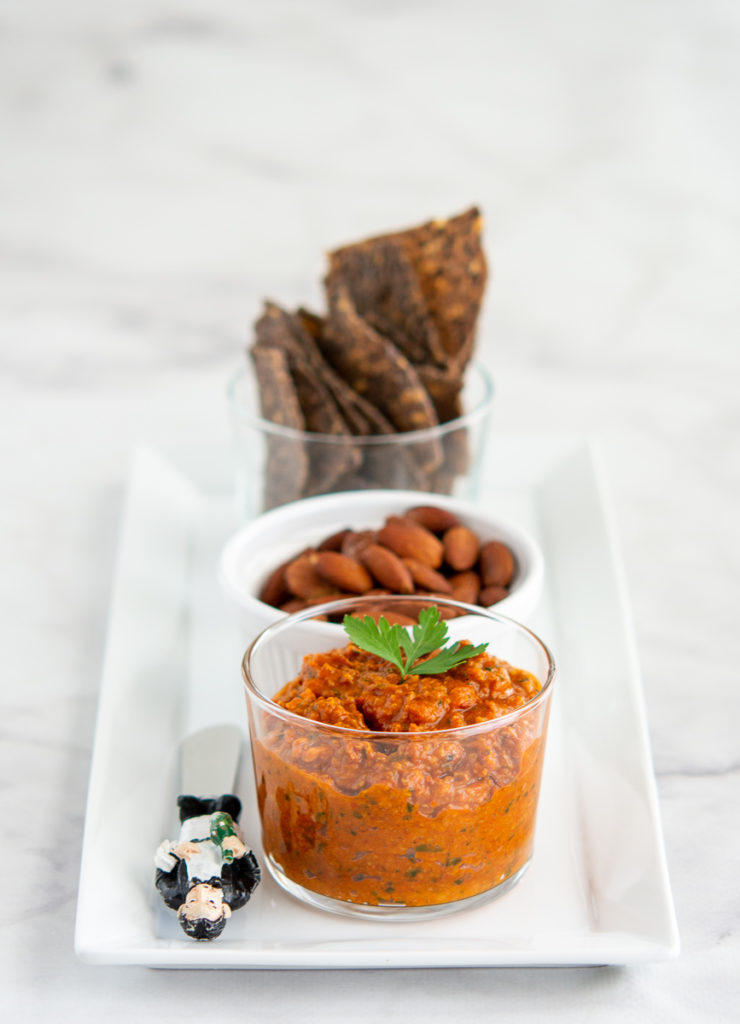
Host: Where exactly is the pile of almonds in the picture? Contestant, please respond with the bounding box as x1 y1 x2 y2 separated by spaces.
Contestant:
258 505 516 624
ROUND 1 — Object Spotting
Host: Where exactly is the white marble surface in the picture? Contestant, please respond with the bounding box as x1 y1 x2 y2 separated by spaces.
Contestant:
2 0 738 1017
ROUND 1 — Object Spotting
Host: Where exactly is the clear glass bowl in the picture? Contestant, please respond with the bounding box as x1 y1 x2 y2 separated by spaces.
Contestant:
227 361 493 518
241 594 555 921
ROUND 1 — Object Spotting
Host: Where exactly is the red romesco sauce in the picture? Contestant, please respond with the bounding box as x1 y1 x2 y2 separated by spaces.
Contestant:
253 644 548 907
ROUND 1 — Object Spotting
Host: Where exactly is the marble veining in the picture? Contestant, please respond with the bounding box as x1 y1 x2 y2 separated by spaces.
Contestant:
1 0 738 1018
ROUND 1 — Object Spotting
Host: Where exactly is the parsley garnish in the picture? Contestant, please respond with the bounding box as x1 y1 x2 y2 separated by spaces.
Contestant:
342 606 487 681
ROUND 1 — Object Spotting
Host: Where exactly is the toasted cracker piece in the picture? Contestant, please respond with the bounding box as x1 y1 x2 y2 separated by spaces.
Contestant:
289 362 362 497
250 342 304 431
255 304 347 436
297 302 438 487
254 303 360 494
332 206 487 368
294 307 395 437
415 363 464 423
249 345 308 508
294 307 323 340
428 429 470 495
322 282 443 477
323 281 440 435
255 303 427 491
333 437 431 493
390 206 487 367
326 238 445 366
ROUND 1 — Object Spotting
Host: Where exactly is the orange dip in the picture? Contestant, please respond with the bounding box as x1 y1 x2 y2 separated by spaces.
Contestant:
252 644 548 908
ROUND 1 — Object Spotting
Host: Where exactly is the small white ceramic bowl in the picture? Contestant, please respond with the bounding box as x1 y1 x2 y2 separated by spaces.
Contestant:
219 490 544 641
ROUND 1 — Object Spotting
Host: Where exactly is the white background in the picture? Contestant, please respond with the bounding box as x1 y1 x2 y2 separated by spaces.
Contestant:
1 0 738 1019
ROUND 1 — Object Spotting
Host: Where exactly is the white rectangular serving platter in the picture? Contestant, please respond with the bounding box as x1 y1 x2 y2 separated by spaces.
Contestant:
75 437 679 968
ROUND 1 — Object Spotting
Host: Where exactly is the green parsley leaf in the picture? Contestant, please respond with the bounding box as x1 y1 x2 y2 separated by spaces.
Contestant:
342 605 488 681
409 640 488 676
341 613 409 677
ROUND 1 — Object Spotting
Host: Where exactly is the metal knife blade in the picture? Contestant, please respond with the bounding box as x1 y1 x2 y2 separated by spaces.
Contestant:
178 724 243 796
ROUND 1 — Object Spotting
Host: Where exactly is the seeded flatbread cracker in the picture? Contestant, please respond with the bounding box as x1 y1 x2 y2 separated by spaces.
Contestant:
415 363 464 423
326 238 445 366
322 281 443 476
333 207 486 369
294 308 395 437
247 207 487 505
261 302 393 436
290 363 361 496
294 307 323 340
428 429 470 495
323 282 439 432
328 446 430 495
293 306 430 489
250 341 304 431
254 303 361 493
256 302 427 493
394 206 486 367
249 345 308 508
255 304 348 437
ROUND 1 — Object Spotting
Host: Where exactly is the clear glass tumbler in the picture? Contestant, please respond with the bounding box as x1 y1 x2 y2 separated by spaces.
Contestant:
242 595 555 920
227 361 493 518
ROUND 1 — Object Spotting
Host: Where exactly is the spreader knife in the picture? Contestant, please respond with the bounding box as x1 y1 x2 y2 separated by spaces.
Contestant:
153 724 261 940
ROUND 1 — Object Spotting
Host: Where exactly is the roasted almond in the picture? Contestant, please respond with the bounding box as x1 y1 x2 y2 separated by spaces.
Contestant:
405 505 460 533
284 552 335 599
318 528 352 552
479 585 508 606
449 570 480 605
314 551 373 594
259 560 291 606
401 557 453 594
443 525 480 571
278 595 333 621
303 592 354 607
377 516 444 568
479 541 515 588
341 529 377 559
366 597 442 620
377 610 417 626
411 592 462 618
360 544 414 593
355 605 417 626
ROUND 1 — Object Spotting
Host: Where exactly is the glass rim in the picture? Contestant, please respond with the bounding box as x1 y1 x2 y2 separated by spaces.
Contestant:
227 359 494 447
241 594 556 741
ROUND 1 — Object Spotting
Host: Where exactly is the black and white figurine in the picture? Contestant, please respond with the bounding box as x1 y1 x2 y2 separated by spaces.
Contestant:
154 794 261 940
